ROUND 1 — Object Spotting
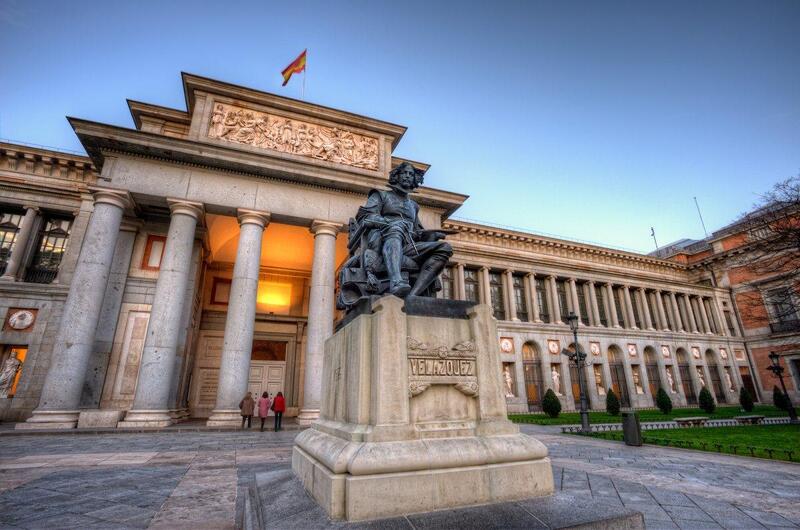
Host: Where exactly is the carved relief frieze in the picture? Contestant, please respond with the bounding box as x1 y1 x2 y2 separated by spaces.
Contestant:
207 102 380 171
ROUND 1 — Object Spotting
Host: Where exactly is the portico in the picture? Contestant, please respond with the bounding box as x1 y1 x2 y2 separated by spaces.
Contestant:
17 73 466 429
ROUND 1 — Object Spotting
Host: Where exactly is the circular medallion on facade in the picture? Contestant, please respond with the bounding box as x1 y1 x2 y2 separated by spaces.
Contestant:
590 342 600 356
8 309 35 330
499 338 514 353
661 345 671 358
720 348 728 360
547 340 560 354
627 344 638 357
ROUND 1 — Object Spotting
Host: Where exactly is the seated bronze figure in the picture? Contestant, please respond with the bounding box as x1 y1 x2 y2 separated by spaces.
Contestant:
336 162 454 311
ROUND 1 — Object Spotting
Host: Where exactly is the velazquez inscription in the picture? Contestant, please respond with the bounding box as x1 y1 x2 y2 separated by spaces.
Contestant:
409 358 475 377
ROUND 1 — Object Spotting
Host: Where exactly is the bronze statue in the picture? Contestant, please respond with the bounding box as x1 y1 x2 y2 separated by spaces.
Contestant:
337 162 453 310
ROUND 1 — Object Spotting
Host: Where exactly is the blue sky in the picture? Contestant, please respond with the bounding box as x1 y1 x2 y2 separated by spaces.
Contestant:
1 0 798 253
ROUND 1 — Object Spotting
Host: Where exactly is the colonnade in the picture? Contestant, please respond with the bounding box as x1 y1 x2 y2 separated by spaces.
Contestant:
20 188 342 429
447 264 739 337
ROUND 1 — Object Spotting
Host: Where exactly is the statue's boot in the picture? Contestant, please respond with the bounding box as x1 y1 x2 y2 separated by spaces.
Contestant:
408 267 440 297
390 279 411 297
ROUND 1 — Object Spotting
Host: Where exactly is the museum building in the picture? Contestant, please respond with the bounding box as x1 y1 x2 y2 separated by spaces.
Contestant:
0 73 781 428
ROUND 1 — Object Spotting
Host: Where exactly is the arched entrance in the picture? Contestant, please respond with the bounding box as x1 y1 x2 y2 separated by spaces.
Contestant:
644 346 662 396
705 349 725 403
522 341 543 411
607 345 630 408
567 343 581 407
676 348 696 404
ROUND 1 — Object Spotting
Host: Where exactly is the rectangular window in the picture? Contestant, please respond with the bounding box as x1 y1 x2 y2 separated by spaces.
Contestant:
0 209 24 277
464 268 479 303
489 272 506 320
440 266 454 300
211 277 232 305
613 288 627 328
724 310 737 336
576 283 590 325
535 278 550 323
767 287 800 325
596 285 608 327
142 235 167 271
556 280 570 322
24 215 72 284
512 275 528 321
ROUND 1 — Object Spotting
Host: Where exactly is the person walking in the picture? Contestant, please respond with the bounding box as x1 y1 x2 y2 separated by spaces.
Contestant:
239 391 255 429
257 391 271 432
272 391 286 431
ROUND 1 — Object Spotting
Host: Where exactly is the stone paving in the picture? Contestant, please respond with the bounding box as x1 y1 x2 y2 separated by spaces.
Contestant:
0 425 797 529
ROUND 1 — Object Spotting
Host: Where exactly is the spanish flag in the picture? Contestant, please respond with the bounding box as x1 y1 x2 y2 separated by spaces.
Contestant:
281 49 307 86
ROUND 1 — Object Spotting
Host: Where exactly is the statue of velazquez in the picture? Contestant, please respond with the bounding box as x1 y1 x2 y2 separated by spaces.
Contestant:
336 162 454 310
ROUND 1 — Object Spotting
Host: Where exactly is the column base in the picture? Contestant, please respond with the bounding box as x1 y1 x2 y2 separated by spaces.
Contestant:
296 408 320 425
0 275 17 282
169 408 190 422
16 410 79 430
206 409 245 427
117 410 173 428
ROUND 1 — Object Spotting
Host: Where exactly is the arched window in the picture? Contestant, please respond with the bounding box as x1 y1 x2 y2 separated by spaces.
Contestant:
607 345 630 407
521 342 542 411
676 349 696 404
644 347 661 396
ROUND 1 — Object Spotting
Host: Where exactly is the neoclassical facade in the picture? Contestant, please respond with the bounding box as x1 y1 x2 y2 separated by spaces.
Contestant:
0 73 768 427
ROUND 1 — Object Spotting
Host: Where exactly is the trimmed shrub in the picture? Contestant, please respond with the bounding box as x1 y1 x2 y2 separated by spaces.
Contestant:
739 387 754 412
606 388 620 416
699 386 716 414
773 385 790 411
656 388 673 415
542 389 562 418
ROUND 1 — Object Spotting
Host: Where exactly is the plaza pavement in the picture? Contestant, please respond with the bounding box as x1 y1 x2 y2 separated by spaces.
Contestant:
0 423 797 529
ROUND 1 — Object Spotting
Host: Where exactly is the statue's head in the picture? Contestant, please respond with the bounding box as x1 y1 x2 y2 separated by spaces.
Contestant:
388 162 424 192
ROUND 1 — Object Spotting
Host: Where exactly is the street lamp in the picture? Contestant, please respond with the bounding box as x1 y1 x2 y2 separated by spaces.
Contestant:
562 312 591 433
767 352 799 423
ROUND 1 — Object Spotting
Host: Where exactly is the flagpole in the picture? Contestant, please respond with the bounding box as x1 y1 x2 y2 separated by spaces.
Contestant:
302 50 307 100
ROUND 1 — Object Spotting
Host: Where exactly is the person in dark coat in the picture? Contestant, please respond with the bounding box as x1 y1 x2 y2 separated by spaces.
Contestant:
239 392 255 429
271 391 286 431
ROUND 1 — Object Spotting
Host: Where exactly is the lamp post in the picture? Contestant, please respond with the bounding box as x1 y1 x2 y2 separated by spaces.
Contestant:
767 352 799 423
562 312 591 433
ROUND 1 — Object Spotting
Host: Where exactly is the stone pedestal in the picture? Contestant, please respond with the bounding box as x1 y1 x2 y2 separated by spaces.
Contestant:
292 296 554 522
77 409 126 428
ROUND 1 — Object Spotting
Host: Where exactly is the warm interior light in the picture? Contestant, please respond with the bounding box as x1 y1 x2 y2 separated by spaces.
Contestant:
257 281 292 311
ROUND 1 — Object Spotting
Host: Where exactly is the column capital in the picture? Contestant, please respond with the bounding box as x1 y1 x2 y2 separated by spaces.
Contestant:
525 271 535 279
22 205 40 213
310 220 343 237
90 187 133 210
167 199 204 220
237 208 271 228
479 265 490 272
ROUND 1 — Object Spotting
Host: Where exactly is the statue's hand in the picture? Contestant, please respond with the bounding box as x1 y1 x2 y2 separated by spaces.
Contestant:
364 217 387 229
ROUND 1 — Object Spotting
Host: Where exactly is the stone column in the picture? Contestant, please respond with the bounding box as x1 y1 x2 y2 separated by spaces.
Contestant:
655 290 669 331
639 288 654 330
588 281 601 327
455 263 466 301
504 270 518 321
479 266 491 305
623 286 637 329
669 292 684 332
568 278 583 325
207 210 270 427
548 275 562 324
119 199 203 428
683 294 699 333
606 283 620 328
0 206 38 281
710 297 726 336
18 189 130 429
523 273 538 322
298 220 342 424
697 297 712 335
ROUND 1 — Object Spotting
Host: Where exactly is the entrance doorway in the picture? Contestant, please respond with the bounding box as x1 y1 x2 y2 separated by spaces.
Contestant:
608 346 630 408
677 349 696 404
249 340 286 399
522 342 542 411
740 366 758 402
644 347 661 397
